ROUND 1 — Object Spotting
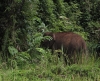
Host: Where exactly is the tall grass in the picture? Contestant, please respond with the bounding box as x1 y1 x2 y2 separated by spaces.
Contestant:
0 50 100 81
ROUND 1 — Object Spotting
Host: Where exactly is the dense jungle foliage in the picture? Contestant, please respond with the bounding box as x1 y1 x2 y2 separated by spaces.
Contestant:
0 0 100 81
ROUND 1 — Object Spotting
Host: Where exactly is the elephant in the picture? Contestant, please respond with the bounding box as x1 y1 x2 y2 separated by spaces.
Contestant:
41 32 87 64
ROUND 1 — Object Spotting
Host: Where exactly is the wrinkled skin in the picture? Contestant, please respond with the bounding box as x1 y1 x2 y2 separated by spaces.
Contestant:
41 32 87 64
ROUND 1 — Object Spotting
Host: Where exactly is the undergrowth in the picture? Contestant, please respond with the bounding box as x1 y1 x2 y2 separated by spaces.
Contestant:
0 50 100 81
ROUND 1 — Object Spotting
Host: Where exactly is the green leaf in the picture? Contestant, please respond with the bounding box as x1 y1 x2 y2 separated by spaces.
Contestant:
36 48 46 54
8 46 18 55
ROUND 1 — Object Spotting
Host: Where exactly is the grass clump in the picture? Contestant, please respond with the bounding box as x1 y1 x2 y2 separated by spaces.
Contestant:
0 50 100 81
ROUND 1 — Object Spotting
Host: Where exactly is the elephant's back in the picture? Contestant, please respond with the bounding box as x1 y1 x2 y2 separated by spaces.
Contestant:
54 32 86 51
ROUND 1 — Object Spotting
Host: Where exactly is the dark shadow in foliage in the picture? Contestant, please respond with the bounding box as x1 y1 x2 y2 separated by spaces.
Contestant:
96 42 100 58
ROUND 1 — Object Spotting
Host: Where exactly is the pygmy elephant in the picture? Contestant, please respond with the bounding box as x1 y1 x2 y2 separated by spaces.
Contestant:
41 32 87 64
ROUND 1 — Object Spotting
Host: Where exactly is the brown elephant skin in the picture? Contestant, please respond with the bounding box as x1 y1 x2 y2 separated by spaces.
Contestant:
41 32 87 64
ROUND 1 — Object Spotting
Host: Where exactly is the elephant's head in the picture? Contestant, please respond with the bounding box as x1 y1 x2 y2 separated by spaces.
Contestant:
41 32 55 49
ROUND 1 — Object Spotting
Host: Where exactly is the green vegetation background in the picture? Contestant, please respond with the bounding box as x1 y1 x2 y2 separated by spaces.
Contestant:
0 0 100 81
